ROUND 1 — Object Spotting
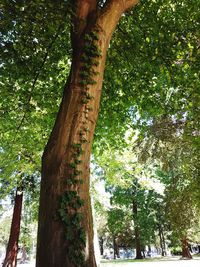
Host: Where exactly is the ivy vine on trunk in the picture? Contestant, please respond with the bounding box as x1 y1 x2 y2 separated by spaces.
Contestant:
36 1 139 267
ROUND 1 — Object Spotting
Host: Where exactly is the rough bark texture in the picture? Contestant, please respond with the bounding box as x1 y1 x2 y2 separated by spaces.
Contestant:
2 190 23 267
181 237 192 259
36 1 138 267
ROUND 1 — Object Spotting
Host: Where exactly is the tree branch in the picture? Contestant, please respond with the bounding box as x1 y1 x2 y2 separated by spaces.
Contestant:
76 0 97 20
98 0 139 44
13 20 65 141
103 0 139 14
123 0 140 11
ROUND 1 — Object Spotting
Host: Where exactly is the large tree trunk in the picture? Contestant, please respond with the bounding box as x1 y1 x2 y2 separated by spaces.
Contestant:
2 189 23 267
181 237 192 259
36 1 138 267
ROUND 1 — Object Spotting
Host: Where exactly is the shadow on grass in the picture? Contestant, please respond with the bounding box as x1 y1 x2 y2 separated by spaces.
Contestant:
101 255 200 264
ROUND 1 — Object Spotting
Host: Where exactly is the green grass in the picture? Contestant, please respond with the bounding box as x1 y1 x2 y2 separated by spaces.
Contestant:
100 255 200 264
101 257 163 264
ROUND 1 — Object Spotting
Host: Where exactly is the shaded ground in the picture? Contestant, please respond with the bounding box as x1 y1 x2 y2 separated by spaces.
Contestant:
18 262 35 267
100 256 200 267
16 256 200 267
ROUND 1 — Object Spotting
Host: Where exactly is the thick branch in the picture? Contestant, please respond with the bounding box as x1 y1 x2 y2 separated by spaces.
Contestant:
123 0 140 10
98 0 139 44
72 1 98 48
76 0 97 20
103 0 139 14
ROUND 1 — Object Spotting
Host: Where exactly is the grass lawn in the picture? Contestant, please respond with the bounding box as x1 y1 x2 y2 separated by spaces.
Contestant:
100 255 200 267
16 255 200 267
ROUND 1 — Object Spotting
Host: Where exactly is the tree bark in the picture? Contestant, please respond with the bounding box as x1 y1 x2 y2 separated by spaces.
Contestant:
132 200 143 259
181 237 192 259
36 1 138 267
2 189 23 267
113 237 119 259
147 245 151 257
161 228 166 256
158 224 166 256
135 225 143 259
99 236 104 256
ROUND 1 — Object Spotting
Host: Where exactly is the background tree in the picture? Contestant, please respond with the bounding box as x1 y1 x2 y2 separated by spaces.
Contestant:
95 140 168 258
165 176 199 259
136 114 200 259
2 188 23 267
1 173 39 267
0 217 11 254
107 208 134 259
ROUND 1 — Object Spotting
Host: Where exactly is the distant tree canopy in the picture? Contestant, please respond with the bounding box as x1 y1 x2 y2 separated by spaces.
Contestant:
1 0 199 182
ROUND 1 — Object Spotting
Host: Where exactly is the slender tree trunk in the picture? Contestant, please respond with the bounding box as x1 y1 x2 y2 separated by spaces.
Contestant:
20 246 27 263
113 237 119 259
36 1 138 267
135 225 143 259
161 228 166 256
142 248 146 258
113 237 116 259
181 237 192 259
2 189 23 267
115 242 119 259
147 245 151 257
132 200 143 259
99 236 104 256
158 224 166 256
